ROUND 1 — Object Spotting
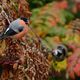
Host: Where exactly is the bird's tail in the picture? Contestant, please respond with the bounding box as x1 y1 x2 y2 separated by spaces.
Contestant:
0 33 7 40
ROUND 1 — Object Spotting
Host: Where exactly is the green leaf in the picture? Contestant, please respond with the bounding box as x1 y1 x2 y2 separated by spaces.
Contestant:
46 27 66 38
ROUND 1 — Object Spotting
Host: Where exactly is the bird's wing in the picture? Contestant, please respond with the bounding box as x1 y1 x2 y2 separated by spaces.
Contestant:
4 27 10 34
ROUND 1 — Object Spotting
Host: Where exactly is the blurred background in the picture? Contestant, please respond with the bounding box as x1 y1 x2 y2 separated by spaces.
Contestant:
27 0 80 80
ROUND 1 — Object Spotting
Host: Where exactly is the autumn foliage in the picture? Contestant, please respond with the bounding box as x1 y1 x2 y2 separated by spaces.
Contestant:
30 1 80 80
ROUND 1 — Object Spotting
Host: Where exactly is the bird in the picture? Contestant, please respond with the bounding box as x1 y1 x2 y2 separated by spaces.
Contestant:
0 17 29 40
52 44 68 61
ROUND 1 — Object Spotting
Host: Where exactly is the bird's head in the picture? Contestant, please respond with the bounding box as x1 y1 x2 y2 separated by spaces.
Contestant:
20 17 29 24
51 44 68 61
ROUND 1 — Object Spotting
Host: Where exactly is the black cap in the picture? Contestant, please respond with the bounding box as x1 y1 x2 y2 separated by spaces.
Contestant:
20 17 29 24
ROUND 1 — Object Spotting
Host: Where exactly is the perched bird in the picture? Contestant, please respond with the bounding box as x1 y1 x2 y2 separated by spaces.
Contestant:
52 44 68 61
0 17 29 40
